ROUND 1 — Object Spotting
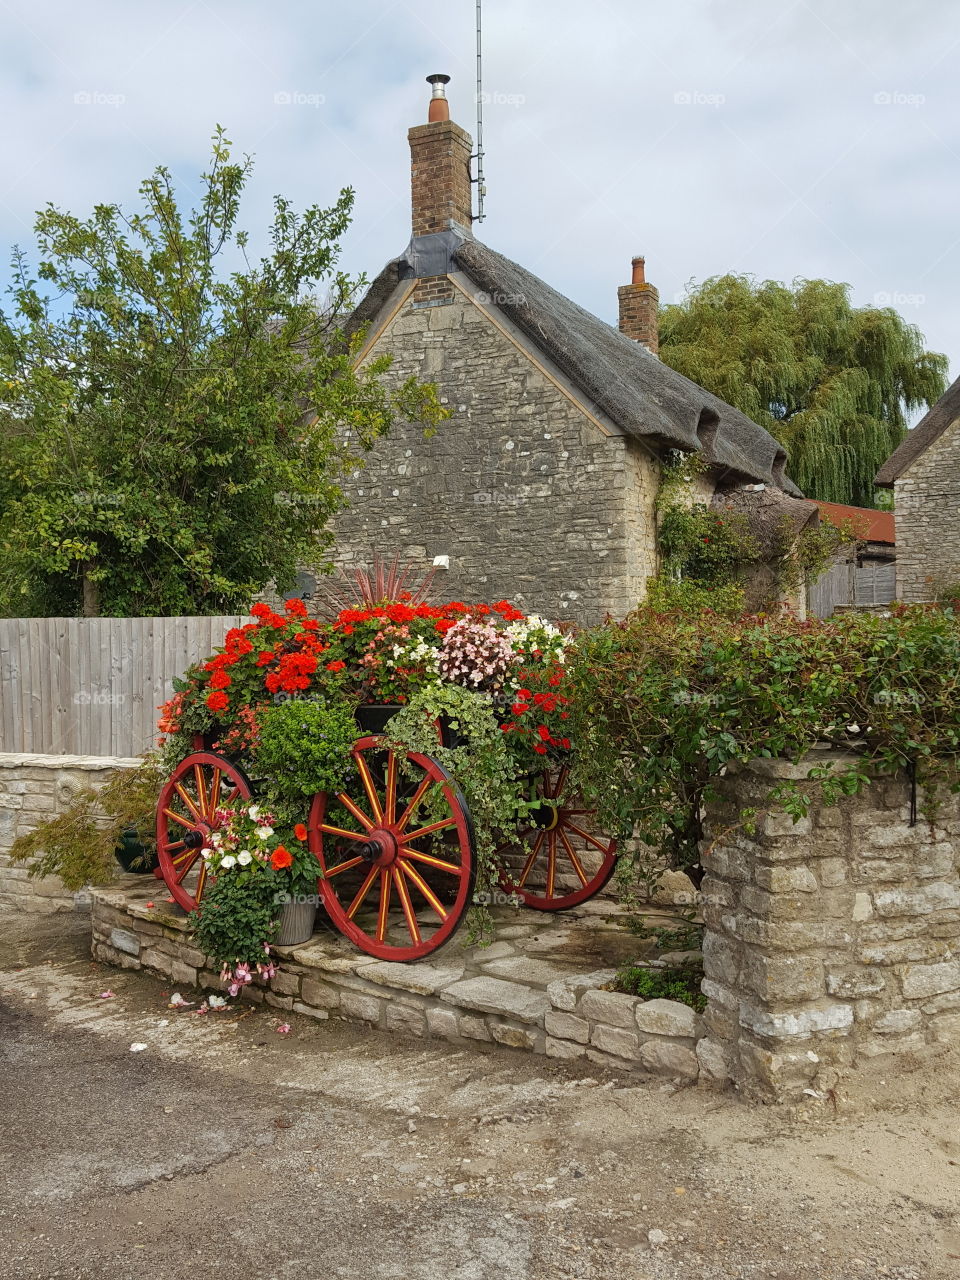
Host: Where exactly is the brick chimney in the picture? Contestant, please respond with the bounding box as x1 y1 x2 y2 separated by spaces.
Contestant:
618 256 659 355
409 74 474 237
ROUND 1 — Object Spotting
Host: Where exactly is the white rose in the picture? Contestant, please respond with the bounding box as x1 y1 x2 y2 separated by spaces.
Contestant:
220 854 237 869
256 825 274 840
237 850 252 866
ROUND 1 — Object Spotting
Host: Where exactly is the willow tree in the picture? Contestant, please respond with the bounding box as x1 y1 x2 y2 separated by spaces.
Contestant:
0 128 445 617
659 275 948 506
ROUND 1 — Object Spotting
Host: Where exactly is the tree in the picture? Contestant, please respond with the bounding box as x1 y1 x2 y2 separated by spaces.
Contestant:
658 275 948 507
0 128 445 617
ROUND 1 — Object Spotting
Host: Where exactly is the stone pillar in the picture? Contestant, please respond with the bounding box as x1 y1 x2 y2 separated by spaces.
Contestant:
698 752 960 1099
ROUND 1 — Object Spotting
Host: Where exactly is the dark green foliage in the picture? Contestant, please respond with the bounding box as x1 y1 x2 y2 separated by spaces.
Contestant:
659 275 948 506
614 964 706 1012
192 868 281 972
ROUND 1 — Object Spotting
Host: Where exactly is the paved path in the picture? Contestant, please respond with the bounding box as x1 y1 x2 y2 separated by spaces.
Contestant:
0 912 956 1280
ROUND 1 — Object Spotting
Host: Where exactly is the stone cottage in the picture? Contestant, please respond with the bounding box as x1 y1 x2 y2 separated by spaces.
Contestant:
876 374 960 602
334 76 807 623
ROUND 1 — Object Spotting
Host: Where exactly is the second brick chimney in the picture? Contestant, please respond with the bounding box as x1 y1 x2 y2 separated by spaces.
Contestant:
409 74 474 237
618 256 659 355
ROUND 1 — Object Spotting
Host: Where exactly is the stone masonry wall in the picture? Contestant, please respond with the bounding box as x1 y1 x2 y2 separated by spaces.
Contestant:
330 287 660 626
0 752 139 912
699 753 960 1100
894 412 960 601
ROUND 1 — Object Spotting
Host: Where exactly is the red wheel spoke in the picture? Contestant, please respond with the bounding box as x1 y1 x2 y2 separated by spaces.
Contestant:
546 832 558 898
325 855 366 879
162 807 194 831
385 752 397 824
564 820 614 854
354 754 384 823
336 792 375 832
170 847 197 869
209 767 222 815
175 852 201 884
376 870 392 942
174 784 203 825
395 774 434 831
401 846 463 877
404 817 456 843
548 767 569 801
320 822 370 843
399 860 448 920
558 829 589 885
164 840 185 854
392 866 421 944
196 863 208 902
194 765 208 817
346 865 380 919
515 830 546 888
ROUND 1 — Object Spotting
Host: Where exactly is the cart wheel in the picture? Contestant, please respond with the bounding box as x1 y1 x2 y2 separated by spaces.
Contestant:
156 752 252 913
498 764 617 910
309 737 475 961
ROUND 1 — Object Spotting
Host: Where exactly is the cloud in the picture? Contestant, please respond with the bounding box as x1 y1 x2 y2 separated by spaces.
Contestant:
1 0 956 395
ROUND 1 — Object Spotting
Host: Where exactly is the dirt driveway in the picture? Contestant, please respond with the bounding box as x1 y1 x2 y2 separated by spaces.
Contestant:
0 911 957 1280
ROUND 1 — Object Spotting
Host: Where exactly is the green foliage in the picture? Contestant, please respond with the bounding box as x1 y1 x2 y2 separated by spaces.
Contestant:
192 868 280 973
632 913 704 954
614 963 706 1012
657 503 760 587
660 274 948 506
8 753 165 889
569 599 960 880
254 697 358 797
0 128 447 617
644 576 746 618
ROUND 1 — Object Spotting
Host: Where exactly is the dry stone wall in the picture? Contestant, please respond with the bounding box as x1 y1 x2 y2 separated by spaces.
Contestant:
0 752 139 912
699 752 960 1099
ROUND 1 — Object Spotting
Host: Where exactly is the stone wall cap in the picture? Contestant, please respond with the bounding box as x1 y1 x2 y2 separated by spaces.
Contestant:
0 752 142 769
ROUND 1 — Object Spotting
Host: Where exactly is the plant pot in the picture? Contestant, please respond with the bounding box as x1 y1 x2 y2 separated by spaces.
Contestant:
114 827 160 874
354 704 403 736
273 897 318 946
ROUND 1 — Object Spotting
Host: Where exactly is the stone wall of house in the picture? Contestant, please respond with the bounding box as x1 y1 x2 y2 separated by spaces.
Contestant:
699 753 960 1100
894 413 960 601
0 752 139 912
330 285 661 625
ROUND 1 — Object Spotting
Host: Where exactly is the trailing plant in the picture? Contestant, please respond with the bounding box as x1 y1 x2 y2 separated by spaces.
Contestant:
657 502 760 587
9 753 166 890
568 597 960 885
614 963 706 1012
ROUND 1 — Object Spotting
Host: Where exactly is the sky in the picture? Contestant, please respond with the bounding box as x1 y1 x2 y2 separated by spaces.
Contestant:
1 0 958 392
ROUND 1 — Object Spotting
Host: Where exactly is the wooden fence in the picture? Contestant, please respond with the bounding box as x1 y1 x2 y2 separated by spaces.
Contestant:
0 616 244 758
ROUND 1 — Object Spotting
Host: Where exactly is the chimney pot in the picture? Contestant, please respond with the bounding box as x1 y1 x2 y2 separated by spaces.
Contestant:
426 73 451 122
631 256 646 285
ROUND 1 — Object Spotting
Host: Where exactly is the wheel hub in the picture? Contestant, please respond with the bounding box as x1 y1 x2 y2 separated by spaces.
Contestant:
358 827 400 866
529 800 561 831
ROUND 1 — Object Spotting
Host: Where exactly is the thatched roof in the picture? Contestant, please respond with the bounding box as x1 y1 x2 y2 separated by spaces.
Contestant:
876 375 960 486
711 486 820 558
348 234 802 495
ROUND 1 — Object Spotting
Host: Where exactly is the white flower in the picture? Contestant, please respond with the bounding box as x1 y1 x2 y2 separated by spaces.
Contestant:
247 803 262 821
256 825 274 840
220 854 237 869
237 850 252 866
210 832 223 846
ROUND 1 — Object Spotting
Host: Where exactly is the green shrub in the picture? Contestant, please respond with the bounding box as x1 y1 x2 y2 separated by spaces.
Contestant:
615 963 706 1012
254 697 359 798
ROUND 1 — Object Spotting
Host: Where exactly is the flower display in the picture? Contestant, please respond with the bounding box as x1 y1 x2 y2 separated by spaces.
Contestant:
437 618 517 691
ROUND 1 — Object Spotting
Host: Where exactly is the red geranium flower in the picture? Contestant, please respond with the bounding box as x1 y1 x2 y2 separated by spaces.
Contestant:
537 725 551 741
206 691 229 713
208 669 231 690
326 660 346 672
533 744 547 754
270 846 293 870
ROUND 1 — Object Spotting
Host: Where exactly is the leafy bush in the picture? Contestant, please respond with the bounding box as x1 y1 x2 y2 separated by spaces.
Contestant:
254 697 358 798
569 598 960 881
614 963 706 1012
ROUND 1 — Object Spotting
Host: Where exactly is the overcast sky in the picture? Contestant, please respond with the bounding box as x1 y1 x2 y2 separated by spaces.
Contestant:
1 0 957 392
